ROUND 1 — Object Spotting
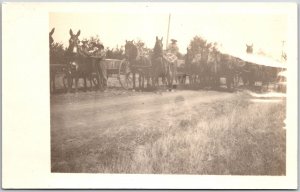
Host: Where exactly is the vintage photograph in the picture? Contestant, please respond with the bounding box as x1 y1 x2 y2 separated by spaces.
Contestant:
2 2 298 189
49 9 289 175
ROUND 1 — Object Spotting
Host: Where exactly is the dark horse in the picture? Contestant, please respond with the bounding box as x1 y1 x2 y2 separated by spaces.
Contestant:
124 40 151 90
49 28 67 93
241 44 256 86
49 28 55 47
66 29 102 92
242 44 278 90
49 28 56 93
152 36 175 90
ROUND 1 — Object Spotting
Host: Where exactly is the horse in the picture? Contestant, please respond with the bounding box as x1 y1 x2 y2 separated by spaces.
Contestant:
66 29 103 92
241 44 256 86
124 40 151 90
49 28 55 48
49 28 67 93
49 28 55 93
186 48 200 85
152 36 175 90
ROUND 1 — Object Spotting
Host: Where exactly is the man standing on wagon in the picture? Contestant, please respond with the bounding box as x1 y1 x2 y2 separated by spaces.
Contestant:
167 39 179 56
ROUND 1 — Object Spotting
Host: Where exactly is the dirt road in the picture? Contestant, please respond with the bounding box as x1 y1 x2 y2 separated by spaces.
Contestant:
51 90 235 131
51 89 286 174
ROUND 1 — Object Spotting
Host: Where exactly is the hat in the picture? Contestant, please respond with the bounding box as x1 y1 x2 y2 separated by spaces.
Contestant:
81 40 88 44
171 39 177 43
96 44 104 49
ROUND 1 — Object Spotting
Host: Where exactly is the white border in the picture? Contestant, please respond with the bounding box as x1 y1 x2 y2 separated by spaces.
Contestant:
2 2 298 189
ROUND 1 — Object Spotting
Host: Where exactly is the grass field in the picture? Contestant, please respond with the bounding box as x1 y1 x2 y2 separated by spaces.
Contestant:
51 89 286 175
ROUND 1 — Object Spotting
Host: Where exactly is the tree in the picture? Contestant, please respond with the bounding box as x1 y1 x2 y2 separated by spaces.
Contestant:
50 42 68 64
189 36 208 54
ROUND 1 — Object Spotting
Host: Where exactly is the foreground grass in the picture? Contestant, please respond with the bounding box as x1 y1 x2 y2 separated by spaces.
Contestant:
51 92 286 175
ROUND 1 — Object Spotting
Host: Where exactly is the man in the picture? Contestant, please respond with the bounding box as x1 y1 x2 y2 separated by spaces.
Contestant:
136 41 145 60
167 39 179 56
164 39 179 64
80 40 90 57
90 41 107 89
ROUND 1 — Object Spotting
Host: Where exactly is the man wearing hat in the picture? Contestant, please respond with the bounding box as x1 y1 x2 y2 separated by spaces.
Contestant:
167 39 179 56
80 39 90 56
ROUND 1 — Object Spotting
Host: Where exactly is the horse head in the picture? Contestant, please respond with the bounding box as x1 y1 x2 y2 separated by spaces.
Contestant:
153 36 163 57
125 40 137 61
246 44 253 54
49 28 55 48
68 29 81 54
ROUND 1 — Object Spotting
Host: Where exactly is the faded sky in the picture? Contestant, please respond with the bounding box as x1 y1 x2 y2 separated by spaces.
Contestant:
50 10 288 60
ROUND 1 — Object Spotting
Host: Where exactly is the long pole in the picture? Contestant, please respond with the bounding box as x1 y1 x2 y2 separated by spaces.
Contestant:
166 14 171 50
281 40 285 61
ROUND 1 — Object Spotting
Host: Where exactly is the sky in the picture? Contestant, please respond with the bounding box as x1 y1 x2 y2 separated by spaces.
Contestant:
50 11 288 61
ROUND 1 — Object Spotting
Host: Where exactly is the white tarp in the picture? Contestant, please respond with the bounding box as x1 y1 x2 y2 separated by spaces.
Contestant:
218 47 287 69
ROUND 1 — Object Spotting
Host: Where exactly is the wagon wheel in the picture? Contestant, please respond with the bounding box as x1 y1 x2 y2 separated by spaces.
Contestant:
91 73 103 90
118 59 133 90
91 74 99 87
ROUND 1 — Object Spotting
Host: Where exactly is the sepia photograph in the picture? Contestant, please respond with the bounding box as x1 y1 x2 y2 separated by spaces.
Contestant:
50 11 288 174
2 2 298 189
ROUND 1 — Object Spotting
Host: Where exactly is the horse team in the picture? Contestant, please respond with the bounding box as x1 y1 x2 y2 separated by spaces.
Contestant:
50 28 279 93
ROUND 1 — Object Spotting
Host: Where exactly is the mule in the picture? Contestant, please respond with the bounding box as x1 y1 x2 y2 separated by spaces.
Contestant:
49 28 55 93
66 29 103 92
124 40 151 90
152 36 175 90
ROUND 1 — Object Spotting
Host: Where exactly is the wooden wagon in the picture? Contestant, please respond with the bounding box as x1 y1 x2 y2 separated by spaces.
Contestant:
50 58 134 92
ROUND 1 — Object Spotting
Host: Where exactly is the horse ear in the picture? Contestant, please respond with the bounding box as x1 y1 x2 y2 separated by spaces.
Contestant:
76 30 81 37
156 36 158 41
126 40 128 43
69 29 74 36
161 37 163 41
50 28 55 35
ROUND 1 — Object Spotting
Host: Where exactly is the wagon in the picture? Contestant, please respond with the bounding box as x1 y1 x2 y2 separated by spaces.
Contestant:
95 57 150 90
50 57 151 92
50 63 68 93
117 58 152 90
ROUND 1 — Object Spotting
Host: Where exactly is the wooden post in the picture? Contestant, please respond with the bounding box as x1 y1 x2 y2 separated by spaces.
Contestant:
166 14 171 50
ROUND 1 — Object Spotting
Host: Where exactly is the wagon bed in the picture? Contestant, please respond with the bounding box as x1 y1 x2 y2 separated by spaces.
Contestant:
100 59 123 76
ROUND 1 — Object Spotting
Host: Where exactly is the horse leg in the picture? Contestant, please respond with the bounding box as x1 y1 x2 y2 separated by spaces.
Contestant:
50 70 57 93
169 71 174 91
147 75 151 89
226 75 234 92
138 73 142 90
133 72 136 90
75 75 79 93
89 74 94 91
154 74 158 89
67 74 73 93
142 74 145 90
83 76 87 92
50 72 54 93
189 75 192 85
215 74 220 88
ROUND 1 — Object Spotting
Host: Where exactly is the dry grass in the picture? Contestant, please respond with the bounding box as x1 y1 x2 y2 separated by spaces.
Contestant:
130 98 286 175
51 91 286 175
